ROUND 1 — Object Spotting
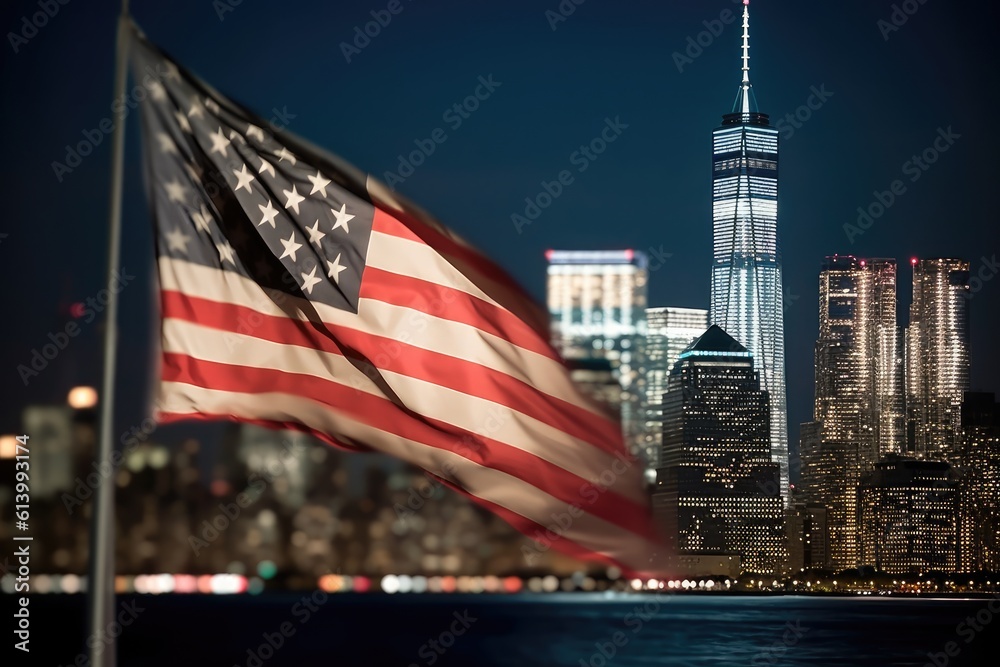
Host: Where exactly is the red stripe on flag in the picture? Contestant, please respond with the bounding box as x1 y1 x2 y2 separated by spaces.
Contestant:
160 352 656 540
372 209 550 337
160 290 623 453
157 409 651 576
360 266 560 362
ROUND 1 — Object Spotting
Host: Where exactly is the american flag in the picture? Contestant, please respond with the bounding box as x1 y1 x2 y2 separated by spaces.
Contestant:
129 25 661 576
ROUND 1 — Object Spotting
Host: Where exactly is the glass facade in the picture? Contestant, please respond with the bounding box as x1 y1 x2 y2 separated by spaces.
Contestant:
710 2 789 505
958 393 1000 572
641 307 708 471
801 256 903 569
654 325 786 575
905 258 971 460
546 250 648 452
858 456 959 574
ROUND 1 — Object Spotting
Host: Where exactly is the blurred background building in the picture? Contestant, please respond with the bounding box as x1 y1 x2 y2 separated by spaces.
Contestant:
545 249 648 454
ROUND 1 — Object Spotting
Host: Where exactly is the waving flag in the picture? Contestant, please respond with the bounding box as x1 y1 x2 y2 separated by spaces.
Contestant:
129 23 661 576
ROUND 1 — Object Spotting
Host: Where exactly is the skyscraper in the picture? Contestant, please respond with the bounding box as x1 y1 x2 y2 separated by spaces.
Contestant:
857 456 959 574
654 325 786 575
957 393 1000 572
801 255 903 569
546 249 649 450
710 1 788 503
905 258 971 459
641 307 708 471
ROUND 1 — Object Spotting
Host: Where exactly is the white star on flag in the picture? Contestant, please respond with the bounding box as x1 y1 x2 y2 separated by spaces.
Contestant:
246 124 265 142
209 127 231 157
148 80 167 101
300 266 322 294
279 231 303 261
258 200 279 228
216 240 235 265
157 132 177 154
191 204 212 233
326 252 347 284
306 220 326 246
233 164 256 193
174 110 191 133
307 170 331 197
165 227 191 253
331 203 354 233
164 178 187 203
283 185 305 214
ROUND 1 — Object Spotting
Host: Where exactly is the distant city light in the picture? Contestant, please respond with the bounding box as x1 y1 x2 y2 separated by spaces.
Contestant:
0 435 17 459
67 386 98 409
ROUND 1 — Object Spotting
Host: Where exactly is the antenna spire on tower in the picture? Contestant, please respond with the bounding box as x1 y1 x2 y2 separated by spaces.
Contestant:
734 0 757 115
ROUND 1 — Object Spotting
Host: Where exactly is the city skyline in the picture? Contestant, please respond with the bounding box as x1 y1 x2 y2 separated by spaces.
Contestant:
2 1 997 458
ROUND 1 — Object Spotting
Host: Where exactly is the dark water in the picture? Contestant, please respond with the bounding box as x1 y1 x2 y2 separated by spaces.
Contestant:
8 593 999 666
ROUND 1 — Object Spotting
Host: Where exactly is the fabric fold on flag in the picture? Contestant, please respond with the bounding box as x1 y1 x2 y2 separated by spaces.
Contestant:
128 22 665 577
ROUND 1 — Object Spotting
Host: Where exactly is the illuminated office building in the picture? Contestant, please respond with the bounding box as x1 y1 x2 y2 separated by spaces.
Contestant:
710 1 788 503
546 249 648 451
857 456 959 574
641 307 708 470
654 325 786 575
905 258 971 459
800 256 903 569
957 393 1000 572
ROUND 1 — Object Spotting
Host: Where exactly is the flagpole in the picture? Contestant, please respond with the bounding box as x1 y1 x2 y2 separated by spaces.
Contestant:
87 1 130 665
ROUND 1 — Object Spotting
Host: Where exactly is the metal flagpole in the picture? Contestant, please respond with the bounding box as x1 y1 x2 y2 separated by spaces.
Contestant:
87 1 131 665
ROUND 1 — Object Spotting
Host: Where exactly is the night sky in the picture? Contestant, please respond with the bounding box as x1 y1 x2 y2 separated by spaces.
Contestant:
1 0 997 474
